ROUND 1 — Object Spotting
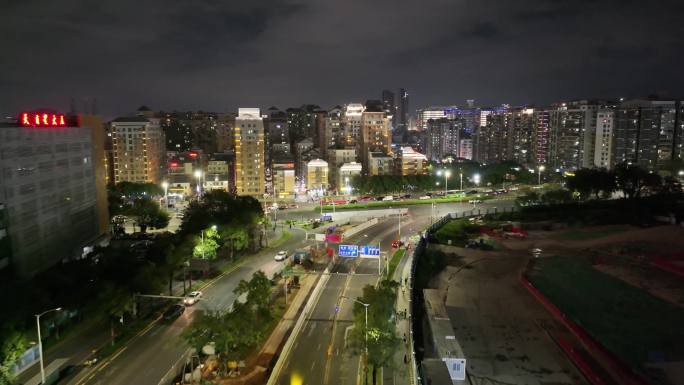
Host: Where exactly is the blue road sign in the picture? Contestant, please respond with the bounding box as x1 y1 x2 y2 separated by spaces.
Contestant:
360 245 380 257
338 244 359 257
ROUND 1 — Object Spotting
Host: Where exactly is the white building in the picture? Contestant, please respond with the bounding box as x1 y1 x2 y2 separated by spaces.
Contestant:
234 108 265 197
306 158 329 192
338 162 362 192
458 138 473 160
594 110 614 169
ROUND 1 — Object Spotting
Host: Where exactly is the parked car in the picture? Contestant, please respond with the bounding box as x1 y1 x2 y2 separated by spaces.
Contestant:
288 204 299 209
274 250 288 261
382 195 394 201
162 304 185 321
129 240 153 249
183 291 202 306
419 195 431 200
468 199 482 204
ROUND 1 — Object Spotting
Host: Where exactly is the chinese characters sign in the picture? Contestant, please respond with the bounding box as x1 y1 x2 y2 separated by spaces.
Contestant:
20 112 67 127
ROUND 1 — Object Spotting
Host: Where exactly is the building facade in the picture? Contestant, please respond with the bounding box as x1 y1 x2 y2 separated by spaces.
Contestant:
306 159 329 192
0 114 108 276
234 108 265 197
110 117 164 184
594 110 614 169
397 147 428 175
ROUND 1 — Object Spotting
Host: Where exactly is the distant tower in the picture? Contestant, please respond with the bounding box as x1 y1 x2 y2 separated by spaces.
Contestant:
398 88 409 131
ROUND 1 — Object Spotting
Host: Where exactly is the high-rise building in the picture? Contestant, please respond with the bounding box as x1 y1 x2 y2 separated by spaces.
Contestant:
0 112 109 276
234 108 265 197
215 113 236 153
397 88 409 132
360 101 392 171
426 118 461 161
507 108 536 167
613 99 684 171
110 116 164 184
475 111 509 164
306 159 328 192
458 136 473 160
325 106 344 151
533 110 551 166
548 101 598 171
416 107 448 131
343 103 364 146
313 109 329 157
382 90 396 117
594 110 614 169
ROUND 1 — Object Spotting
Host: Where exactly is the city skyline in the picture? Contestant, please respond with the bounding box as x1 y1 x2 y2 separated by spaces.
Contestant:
3 0 684 116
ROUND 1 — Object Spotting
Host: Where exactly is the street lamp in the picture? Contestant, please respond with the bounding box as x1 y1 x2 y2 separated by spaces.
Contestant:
161 181 169 208
194 170 203 196
36 307 62 384
473 173 481 186
340 296 370 362
436 169 451 195
459 169 463 191
538 165 545 185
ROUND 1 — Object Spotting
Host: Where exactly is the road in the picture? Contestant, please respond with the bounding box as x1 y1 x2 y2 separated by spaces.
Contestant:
56 198 512 385
64 228 307 385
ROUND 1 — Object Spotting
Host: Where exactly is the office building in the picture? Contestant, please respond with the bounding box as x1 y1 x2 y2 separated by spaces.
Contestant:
426 118 461 161
343 103 364 146
306 159 328 192
397 88 409 132
533 110 551 166
360 102 392 171
382 90 396 117
459 137 473 160
0 112 109 276
417 107 448 131
234 108 265 197
110 116 164 184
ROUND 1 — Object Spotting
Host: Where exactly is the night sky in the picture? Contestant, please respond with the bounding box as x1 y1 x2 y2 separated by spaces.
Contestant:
2 0 683 117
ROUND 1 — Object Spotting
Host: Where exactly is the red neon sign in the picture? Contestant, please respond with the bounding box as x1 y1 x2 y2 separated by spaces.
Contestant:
20 112 67 127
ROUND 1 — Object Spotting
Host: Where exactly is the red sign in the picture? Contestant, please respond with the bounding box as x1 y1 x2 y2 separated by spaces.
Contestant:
20 112 67 127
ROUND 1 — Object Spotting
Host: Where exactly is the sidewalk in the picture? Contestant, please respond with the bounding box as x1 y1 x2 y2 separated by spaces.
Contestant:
383 247 416 385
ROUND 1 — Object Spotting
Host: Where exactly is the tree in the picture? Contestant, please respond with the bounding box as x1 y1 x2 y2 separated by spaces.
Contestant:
350 280 400 385
193 226 220 260
566 168 616 200
0 326 26 385
234 271 272 316
127 198 169 233
515 190 540 206
540 189 573 205
614 163 662 199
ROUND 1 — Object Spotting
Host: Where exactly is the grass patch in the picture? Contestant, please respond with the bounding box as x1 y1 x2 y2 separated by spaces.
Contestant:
318 195 491 211
432 219 481 246
387 249 406 279
558 229 624 240
269 230 293 249
528 256 684 368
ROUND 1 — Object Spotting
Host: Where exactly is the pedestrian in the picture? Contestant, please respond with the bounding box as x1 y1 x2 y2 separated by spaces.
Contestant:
403 354 407 364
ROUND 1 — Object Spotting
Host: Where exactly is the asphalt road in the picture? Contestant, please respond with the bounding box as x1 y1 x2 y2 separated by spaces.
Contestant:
60 197 513 385
65 228 307 385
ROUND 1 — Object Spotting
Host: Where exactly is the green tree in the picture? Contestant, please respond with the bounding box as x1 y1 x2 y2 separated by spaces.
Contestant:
350 280 400 385
541 189 573 205
127 198 170 233
0 326 26 385
234 271 272 316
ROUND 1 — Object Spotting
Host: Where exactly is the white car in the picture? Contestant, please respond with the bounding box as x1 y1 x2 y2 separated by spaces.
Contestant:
274 250 288 261
418 195 431 200
468 199 482 204
183 291 202 306
382 195 394 201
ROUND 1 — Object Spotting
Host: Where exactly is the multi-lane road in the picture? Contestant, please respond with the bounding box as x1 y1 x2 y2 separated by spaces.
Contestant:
52 198 511 385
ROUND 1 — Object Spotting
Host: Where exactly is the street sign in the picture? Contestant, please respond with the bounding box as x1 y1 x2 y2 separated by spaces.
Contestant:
314 233 326 242
360 245 380 258
443 358 466 380
338 244 359 257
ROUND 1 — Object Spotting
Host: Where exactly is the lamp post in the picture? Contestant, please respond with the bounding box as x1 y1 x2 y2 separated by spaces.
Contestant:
36 307 62 384
473 173 481 186
436 169 451 196
341 296 369 368
538 165 545 186
161 181 169 208
194 170 203 197
459 169 463 191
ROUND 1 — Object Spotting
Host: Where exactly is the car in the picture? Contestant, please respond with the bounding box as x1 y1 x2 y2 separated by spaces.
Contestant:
382 195 394 201
162 304 185 321
288 204 299 209
468 199 482 204
419 195 431 200
401 194 412 199
274 250 288 261
375 196 385 201
391 240 403 248
183 291 202 306
130 240 153 249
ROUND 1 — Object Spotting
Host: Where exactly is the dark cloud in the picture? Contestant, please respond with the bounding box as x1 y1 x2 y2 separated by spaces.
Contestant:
1 0 682 117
